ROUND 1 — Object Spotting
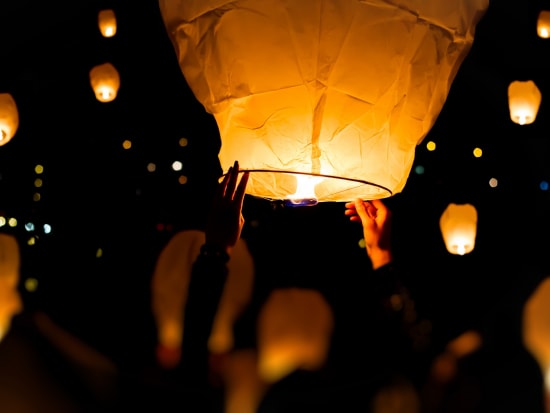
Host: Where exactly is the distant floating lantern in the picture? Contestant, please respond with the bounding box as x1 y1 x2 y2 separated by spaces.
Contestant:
508 80 542 125
257 288 334 383
159 0 489 204
537 11 550 39
98 9 117 38
89 62 120 103
0 93 19 147
439 203 477 256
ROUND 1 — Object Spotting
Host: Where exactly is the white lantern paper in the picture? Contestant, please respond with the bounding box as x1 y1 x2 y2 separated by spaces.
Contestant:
98 9 117 38
159 0 489 204
0 233 22 342
538 11 550 39
89 63 120 103
523 277 550 410
508 80 542 125
0 93 19 147
439 203 477 256
257 288 334 383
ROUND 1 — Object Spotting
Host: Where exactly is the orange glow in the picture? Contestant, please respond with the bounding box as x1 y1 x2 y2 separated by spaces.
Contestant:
98 9 117 38
439 203 477 255
537 11 550 38
89 63 120 103
508 80 541 125
257 288 334 383
160 0 489 202
0 93 19 147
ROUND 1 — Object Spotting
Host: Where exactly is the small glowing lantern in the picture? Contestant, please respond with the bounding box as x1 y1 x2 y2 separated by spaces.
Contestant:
257 288 334 383
538 11 550 39
0 93 19 147
89 63 120 103
523 277 550 411
159 0 488 204
508 80 542 125
439 203 477 255
98 9 117 38
0 233 22 342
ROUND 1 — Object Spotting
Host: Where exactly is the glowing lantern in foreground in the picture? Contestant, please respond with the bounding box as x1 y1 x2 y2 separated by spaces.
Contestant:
439 203 477 256
257 288 334 383
98 9 117 38
523 277 550 412
0 93 19 147
538 11 550 39
0 233 22 341
151 230 254 369
89 63 120 103
159 0 488 205
508 80 542 125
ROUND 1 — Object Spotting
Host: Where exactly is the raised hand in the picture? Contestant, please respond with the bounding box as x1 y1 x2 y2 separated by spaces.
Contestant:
205 161 250 253
345 198 393 270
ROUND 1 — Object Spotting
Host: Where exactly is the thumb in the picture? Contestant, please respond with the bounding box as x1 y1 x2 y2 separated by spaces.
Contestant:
354 199 370 223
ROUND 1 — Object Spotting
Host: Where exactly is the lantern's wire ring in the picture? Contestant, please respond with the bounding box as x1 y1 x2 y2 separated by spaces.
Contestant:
221 169 393 197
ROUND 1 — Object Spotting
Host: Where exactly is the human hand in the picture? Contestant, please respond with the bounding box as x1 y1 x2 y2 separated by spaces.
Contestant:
344 198 393 270
205 161 250 253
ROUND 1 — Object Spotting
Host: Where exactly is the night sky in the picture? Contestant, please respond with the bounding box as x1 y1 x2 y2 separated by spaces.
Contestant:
1 0 550 410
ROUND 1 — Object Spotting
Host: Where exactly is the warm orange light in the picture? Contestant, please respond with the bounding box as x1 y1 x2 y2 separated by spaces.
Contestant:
538 11 550 39
508 80 542 125
257 288 334 383
159 0 489 203
89 63 120 103
98 9 117 38
439 203 477 255
523 277 550 411
0 93 19 147
151 230 255 368
0 234 22 341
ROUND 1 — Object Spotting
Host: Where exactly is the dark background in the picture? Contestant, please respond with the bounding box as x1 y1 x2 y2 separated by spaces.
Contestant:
0 0 549 409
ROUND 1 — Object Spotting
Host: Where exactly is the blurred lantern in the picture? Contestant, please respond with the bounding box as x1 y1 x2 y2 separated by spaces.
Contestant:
538 11 550 38
523 277 550 412
0 93 19 147
439 203 477 255
89 62 120 103
151 230 254 369
159 0 489 205
98 9 117 38
508 80 542 125
0 233 22 342
220 349 267 413
209 238 255 354
257 288 334 383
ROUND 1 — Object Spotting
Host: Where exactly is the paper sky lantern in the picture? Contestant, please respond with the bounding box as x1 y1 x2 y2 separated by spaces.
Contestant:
209 238 255 354
439 203 477 256
0 93 19 147
523 277 550 411
220 349 267 413
0 233 22 342
538 11 550 39
98 9 117 38
151 230 254 369
508 80 542 125
257 288 334 383
89 63 120 103
159 0 489 204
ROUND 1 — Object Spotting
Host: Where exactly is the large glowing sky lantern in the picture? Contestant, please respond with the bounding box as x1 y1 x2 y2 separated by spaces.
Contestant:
159 0 489 205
